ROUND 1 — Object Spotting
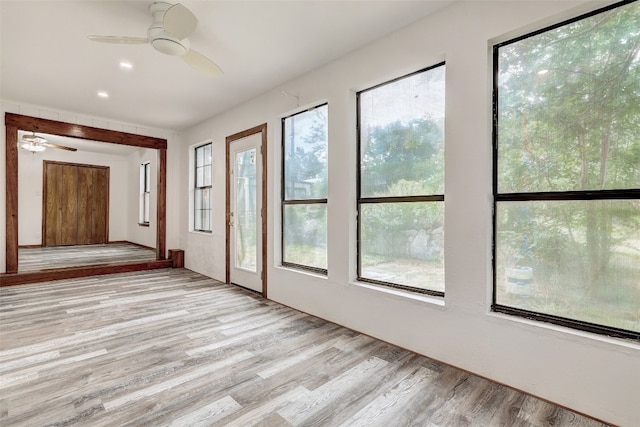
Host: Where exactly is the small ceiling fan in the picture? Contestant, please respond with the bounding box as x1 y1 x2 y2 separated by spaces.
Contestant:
87 2 222 77
20 133 78 153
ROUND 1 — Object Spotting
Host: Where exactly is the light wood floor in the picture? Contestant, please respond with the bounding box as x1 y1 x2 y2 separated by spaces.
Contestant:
0 269 607 426
18 243 157 272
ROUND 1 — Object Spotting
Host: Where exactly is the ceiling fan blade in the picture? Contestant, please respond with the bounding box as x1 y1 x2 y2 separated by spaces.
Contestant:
163 3 197 39
42 142 78 152
182 49 223 77
87 35 149 44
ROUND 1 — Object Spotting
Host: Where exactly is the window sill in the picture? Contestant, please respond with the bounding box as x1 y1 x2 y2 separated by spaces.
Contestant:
350 281 445 307
277 264 328 280
190 230 212 236
487 311 640 350
138 222 150 227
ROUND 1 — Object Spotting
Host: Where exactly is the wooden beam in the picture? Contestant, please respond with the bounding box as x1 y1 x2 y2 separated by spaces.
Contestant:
0 260 173 287
5 113 166 149
5 125 18 273
157 148 167 260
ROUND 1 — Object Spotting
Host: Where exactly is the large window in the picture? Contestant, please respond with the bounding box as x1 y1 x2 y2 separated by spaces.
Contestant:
139 162 151 225
281 104 328 273
357 64 445 296
194 142 212 233
493 1 639 339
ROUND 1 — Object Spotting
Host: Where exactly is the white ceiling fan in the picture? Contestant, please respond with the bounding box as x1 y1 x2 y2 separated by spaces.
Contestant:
87 2 222 77
20 133 78 153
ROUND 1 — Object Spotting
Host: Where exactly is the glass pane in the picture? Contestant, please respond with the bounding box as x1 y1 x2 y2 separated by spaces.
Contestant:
194 188 203 231
139 193 145 222
194 188 202 210
196 166 204 188
143 193 150 223
202 187 210 210
497 2 640 193
196 145 204 167
194 211 202 232
235 148 257 271
495 199 640 332
204 144 212 166
145 163 151 191
202 209 211 233
359 66 445 198
360 202 444 292
204 165 212 187
283 104 328 200
283 204 327 270
139 164 145 192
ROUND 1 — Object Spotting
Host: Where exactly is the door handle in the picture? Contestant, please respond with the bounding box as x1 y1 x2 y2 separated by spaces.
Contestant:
228 212 234 227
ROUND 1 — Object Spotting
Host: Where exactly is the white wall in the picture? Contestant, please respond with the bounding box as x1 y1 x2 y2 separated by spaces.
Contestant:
180 1 639 426
126 148 157 248
17 146 129 246
1 101 182 271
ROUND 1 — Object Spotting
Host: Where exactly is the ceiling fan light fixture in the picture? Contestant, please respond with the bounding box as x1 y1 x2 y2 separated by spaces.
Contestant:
151 37 188 56
22 133 47 144
20 141 46 152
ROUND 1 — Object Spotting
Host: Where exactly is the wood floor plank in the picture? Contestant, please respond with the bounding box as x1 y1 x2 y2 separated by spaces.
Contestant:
0 268 609 426
338 366 436 427
168 395 243 427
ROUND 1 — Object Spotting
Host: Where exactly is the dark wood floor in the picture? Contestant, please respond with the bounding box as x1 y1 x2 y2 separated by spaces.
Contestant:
0 269 607 426
18 243 156 272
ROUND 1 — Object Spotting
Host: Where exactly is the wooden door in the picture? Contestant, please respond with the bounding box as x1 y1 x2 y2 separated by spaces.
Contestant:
43 161 109 246
78 166 108 244
44 163 64 246
77 166 93 245
91 167 108 244
43 162 78 246
60 164 79 245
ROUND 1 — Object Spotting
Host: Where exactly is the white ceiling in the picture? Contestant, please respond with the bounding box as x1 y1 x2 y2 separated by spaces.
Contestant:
1 1 453 131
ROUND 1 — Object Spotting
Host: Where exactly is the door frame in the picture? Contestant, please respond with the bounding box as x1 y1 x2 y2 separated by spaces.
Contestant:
226 123 267 297
42 160 110 247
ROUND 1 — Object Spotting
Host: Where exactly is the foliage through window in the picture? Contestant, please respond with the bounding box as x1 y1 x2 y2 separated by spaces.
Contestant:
493 0 640 339
194 143 212 232
281 104 328 273
357 64 445 296
139 162 151 225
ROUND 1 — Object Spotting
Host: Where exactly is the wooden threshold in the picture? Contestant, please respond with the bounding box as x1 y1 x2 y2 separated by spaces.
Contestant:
0 260 173 287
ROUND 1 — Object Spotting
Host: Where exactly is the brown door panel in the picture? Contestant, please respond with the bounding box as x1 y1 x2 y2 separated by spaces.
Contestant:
43 162 109 247
60 165 78 245
44 163 63 246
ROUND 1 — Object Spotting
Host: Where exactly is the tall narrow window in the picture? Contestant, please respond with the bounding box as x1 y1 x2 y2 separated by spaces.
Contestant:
357 64 445 296
281 103 328 273
139 162 150 225
493 1 639 339
194 142 212 233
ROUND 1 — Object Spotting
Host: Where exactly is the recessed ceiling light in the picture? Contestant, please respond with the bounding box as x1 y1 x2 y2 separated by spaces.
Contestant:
119 61 133 70
97 91 109 98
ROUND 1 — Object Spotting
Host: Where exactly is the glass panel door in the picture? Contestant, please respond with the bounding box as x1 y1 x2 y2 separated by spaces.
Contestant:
234 148 257 272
